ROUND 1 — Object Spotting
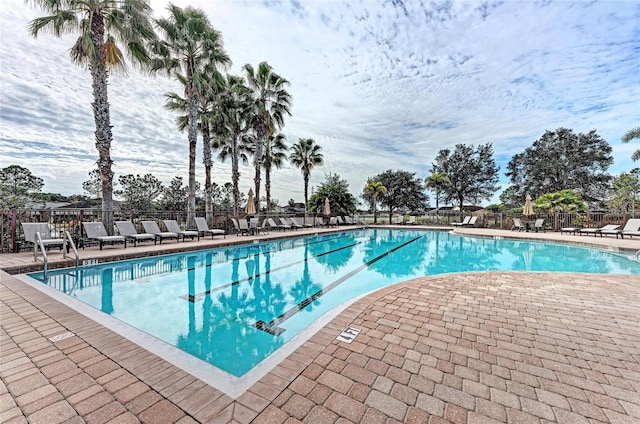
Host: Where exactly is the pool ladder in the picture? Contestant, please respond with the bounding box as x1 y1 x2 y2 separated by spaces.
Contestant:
34 231 79 279
636 250 640 262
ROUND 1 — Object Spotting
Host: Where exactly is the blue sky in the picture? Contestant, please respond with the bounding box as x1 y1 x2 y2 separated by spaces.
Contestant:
1 0 639 206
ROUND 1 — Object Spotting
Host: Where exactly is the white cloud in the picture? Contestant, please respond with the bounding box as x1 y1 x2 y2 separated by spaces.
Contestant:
1 0 638 205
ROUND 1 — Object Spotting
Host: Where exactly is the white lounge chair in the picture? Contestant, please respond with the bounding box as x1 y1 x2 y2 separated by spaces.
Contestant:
194 217 225 239
406 216 417 225
579 224 619 237
291 217 312 228
463 216 478 227
287 217 304 229
163 220 199 242
265 218 286 231
391 216 403 225
115 221 156 247
452 216 470 227
560 227 580 234
511 218 526 231
22 222 64 250
82 222 127 250
141 221 178 244
278 217 293 230
533 219 545 232
619 219 640 239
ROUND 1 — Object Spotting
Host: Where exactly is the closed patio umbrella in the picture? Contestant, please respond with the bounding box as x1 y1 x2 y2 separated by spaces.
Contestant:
323 197 331 216
245 188 256 215
523 194 534 217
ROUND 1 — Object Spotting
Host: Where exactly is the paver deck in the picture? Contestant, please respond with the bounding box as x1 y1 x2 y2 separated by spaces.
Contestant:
1 227 639 423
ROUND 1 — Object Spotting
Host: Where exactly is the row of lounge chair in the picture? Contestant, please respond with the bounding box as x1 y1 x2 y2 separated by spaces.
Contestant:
230 217 321 235
21 218 226 251
452 216 478 227
561 219 640 239
511 218 546 232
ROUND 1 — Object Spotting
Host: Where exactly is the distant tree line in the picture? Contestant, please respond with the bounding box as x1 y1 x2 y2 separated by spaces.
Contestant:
3 126 639 218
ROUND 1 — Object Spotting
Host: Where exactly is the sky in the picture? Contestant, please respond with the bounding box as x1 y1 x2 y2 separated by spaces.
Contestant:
1 0 639 207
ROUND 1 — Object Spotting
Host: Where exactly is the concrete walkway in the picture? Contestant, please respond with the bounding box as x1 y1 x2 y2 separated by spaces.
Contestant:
2 227 639 423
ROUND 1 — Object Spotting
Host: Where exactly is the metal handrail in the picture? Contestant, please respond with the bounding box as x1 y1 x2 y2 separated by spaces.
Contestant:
33 231 79 279
62 230 79 270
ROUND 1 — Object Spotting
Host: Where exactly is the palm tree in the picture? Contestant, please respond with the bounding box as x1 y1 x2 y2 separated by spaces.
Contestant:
263 133 288 212
214 75 253 215
363 180 387 224
622 127 640 161
425 172 450 223
289 138 324 205
243 62 292 213
164 71 225 221
27 0 156 232
150 5 230 225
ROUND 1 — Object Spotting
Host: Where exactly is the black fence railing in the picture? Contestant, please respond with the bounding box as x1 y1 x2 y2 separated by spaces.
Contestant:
1 208 637 254
0 208 329 253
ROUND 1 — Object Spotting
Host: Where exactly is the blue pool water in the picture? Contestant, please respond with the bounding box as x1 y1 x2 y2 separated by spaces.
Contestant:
29 229 640 376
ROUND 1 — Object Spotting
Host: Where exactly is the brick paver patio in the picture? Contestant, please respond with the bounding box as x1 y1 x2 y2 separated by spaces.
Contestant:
1 228 639 423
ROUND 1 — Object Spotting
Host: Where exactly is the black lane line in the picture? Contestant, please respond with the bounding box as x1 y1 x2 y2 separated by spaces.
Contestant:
180 236 375 302
254 235 424 336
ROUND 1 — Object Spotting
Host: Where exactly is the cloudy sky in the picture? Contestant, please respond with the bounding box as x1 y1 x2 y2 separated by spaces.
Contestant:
1 0 639 207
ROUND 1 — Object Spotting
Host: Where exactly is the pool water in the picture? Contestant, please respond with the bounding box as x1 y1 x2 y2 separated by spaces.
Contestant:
29 229 640 376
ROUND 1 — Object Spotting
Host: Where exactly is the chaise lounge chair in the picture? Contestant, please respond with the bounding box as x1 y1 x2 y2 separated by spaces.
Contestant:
610 219 640 239
511 218 526 231
231 218 251 235
560 226 580 234
288 217 305 229
141 221 178 244
163 220 199 242
194 217 225 239
277 217 292 230
533 218 545 232
82 222 127 250
115 221 156 247
579 224 619 237
463 216 478 227
451 216 470 227
22 222 64 251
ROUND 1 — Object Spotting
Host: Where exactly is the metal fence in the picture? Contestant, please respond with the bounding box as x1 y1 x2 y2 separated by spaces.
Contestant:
1 208 637 254
0 208 328 253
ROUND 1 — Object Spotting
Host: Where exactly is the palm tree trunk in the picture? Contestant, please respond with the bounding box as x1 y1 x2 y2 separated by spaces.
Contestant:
265 163 271 213
253 135 263 214
373 194 378 224
231 134 240 215
186 74 198 228
202 125 213 222
90 15 114 234
303 173 309 205
435 189 439 223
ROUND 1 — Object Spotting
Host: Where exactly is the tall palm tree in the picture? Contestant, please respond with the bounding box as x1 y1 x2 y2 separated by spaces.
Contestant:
243 62 292 213
289 138 323 205
27 0 156 231
263 133 288 212
425 172 450 223
150 5 230 225
214 75 253 215
363 180 387 224
622 126 640 161
164 71 225 221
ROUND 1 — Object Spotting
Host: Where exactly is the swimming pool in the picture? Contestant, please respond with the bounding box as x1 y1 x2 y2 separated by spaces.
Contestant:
27 228 640 378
